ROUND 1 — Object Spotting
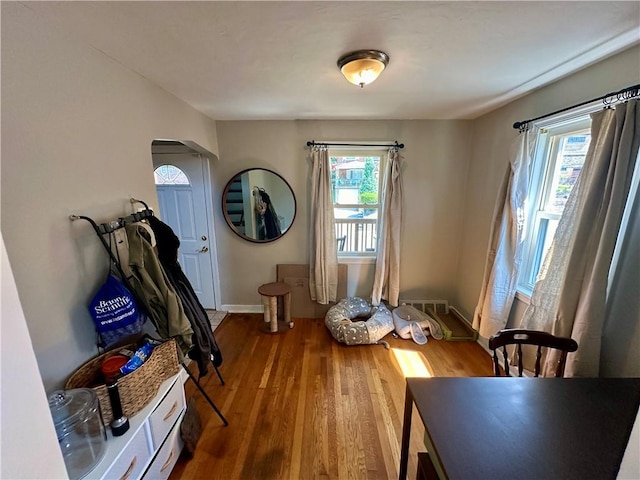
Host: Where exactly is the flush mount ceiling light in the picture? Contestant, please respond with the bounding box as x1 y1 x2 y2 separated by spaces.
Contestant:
337 50 389 88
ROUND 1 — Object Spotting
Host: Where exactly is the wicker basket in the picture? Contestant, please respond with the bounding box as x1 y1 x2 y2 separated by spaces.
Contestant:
65 338 180 425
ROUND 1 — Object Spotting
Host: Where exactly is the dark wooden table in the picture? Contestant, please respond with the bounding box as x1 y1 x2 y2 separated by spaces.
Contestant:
399 377 640 480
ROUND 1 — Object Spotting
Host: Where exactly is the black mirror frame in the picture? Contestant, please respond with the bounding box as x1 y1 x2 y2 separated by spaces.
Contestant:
221 168 297 243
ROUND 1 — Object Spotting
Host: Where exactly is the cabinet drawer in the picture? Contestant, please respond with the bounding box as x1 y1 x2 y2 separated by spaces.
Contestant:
143 415 184 480
102 426 150 480
148 378 185 449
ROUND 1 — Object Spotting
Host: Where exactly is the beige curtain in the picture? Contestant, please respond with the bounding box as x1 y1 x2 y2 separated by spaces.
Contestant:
520 100 639 377
309 146 338 304
372 148 404 306
473 129 536 338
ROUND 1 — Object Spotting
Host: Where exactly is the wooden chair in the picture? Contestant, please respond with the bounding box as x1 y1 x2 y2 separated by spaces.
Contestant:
488 329 578 377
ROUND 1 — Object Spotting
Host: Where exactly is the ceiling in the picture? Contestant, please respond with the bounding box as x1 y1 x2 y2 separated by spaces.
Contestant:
24 1 640 121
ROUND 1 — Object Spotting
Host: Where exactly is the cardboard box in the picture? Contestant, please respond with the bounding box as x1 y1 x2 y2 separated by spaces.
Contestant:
277 264 348 318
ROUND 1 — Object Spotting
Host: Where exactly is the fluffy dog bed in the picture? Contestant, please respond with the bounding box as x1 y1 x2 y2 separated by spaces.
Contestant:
325 297 394 346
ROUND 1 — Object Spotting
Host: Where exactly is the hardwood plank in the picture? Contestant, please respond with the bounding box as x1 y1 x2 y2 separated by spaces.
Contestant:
169 313 494 480
289 327 310 479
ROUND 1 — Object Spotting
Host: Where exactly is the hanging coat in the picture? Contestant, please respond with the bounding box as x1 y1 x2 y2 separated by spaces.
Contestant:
257 189 282 240
124 223 193 354
147 216 223 377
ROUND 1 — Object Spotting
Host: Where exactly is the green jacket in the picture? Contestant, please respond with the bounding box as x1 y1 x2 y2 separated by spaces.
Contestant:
125 223 192 354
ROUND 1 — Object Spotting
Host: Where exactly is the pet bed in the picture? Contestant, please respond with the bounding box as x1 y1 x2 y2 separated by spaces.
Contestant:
398 299 479 341
392 304 444 345
325 297 394 346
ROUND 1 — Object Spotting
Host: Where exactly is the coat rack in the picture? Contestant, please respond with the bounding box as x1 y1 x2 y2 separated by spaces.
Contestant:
70 198 228 425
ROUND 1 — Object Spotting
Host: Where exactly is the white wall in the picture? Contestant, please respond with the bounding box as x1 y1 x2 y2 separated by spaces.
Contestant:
456 45 640 376
213 120 472 308
1 234 69 479
1 2 218 391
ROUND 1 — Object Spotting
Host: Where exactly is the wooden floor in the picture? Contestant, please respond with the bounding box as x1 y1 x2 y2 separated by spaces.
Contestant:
169 313 494 480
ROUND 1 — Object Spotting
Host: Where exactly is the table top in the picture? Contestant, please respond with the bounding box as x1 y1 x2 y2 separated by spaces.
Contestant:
258 281 291 296
407 377 640 480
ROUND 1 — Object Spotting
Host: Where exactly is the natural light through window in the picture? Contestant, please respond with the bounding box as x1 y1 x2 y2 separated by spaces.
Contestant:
154 164 190 185
519 117 591 295
391 348 433 378
330 148 384 256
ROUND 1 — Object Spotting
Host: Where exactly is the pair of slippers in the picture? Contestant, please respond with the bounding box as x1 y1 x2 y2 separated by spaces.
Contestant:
392 305 444 345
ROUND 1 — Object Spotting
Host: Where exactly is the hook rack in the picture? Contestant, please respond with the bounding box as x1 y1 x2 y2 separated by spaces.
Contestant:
130 197 150 210
70 198 228 425
70 199 154 235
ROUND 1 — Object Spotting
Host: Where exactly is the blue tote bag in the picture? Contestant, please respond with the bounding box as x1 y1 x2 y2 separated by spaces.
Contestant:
89 274 145 348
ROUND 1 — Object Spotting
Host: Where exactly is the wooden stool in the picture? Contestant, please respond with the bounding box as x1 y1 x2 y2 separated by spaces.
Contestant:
258 282 293 333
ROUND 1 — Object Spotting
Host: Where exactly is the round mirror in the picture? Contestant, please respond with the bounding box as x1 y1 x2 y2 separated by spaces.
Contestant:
222 168 296 243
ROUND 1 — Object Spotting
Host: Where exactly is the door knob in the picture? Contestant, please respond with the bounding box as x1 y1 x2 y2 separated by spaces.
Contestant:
201 235 207 241
198 246 209 253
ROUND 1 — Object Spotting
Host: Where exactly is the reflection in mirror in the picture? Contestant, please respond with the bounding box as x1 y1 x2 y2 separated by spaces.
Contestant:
222 168 296 243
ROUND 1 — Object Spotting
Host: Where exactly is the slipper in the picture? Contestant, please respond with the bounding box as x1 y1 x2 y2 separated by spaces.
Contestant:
394 305 444 340
393 306 429 345
409 322 428 345
392 309 414 340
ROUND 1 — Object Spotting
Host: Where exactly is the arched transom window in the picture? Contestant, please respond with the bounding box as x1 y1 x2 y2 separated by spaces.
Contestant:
154 164 190 185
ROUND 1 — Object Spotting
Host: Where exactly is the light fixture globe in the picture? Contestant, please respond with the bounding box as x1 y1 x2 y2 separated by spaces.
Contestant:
337 50 389 88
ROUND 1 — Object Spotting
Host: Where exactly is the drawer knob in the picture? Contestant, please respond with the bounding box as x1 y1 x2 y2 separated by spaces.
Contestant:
119 456 137 480
163 401 178 421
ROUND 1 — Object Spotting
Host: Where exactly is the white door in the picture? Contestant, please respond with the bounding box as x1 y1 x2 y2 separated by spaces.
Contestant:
153 154 217 308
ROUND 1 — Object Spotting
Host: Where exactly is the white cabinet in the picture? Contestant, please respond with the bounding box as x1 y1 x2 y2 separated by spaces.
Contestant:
148 380 184 450
142 417 184 480
101 427 150 480
86 371 187 480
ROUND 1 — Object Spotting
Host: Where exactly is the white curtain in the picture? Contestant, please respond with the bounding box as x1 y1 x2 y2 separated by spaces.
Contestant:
309 146 338 304
473 129 536 338
520 100 639 377
372 148 404 306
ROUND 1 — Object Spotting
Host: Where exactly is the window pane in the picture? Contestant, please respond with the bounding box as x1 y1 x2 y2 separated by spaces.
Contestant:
519 118 591 294
335 216 378 253
544 132 590 214
154 164 190 185
331 156 380 205
330 152 382 255
528 217 559 285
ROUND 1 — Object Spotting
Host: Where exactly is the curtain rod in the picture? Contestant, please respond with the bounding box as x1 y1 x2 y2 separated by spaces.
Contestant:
513 83 640 131
306 140 404 149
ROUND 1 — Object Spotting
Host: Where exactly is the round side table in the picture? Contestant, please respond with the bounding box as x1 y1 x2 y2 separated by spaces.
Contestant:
258 282 293 332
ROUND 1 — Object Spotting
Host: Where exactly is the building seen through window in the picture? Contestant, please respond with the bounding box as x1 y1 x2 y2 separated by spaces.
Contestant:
519 118 591 294
330 149 384 255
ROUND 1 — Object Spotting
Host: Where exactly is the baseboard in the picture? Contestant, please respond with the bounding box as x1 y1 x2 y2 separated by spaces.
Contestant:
476 335 491 354
222 304 263 313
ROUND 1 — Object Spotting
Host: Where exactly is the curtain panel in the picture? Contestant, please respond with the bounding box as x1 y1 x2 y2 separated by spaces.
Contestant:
372 149 404 307
520 100 639 377
473 129 536 338
309 147 338 304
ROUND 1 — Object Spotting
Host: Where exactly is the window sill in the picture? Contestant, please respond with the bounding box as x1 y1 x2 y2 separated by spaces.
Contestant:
338 256 376 265
515 289 531 305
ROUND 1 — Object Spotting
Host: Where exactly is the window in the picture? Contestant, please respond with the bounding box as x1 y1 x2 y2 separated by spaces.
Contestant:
330 148 385 255
518 117 592 295
154 164 190 185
